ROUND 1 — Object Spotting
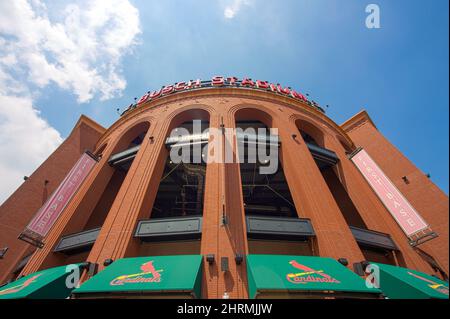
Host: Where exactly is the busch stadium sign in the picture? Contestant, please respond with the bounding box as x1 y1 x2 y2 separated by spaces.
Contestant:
121 76 324 116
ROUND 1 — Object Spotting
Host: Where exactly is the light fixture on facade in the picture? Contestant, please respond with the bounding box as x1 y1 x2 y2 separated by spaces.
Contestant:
235 254 244 265
87 262 99 277
221 257 229 272
337 258 349 266
103 258 114 267
353 262 365 276
0 247 8 259
360 260 370 272
206 254 215 265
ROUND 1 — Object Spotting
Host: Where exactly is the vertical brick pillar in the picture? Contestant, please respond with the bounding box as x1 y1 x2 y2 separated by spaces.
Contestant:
86 122 165 268
323 135 433 272
277 119 365 266
200 104 249 299
199 113 221 299
223 107 249 299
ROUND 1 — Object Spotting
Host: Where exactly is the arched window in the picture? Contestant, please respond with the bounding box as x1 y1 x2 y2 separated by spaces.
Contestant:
236 119 296 218
294 120 404 266
150 119 210 218
235 109 314 257
133 109 210 257
296 119 324 147
295 119 367 228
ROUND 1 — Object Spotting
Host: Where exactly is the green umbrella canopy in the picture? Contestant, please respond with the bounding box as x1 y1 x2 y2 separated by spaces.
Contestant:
369 262 449 299
247 254 381 298
73 255 203 298
0 263 85 299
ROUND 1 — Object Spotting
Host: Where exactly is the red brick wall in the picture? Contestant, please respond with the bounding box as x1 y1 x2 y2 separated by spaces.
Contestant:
0 116 104 284
6 91 448 297
343 111 449 274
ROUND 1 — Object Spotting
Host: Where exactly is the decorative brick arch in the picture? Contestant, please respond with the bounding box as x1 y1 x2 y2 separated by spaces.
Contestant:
294 118 326 147
229 103 276 128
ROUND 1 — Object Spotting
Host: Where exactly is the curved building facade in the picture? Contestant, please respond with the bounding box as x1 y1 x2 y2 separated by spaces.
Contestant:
0 77 448 299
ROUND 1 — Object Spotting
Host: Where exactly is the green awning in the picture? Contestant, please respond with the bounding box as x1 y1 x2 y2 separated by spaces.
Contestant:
247 255 381 298
0 263 86 299
73 255 203 298
370 262 449 299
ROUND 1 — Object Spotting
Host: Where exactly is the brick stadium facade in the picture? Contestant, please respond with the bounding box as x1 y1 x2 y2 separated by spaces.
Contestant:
0 80 448 298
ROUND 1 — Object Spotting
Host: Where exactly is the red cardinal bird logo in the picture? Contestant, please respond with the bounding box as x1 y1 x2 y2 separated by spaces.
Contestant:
140 261 161 280
286 260 340 284
110 260 163 286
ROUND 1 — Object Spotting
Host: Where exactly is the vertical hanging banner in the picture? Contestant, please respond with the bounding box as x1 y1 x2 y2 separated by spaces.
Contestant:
19 151 98 248
350 148 437 246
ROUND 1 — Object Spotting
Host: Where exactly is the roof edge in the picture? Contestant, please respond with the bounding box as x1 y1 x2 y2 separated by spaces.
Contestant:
73 114 106 135
341 109 377 133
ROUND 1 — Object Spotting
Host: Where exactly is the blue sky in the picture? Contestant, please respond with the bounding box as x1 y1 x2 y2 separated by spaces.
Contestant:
0 0 448 203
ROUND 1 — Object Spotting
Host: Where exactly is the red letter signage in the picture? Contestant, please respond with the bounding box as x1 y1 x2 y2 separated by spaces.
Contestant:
121 76 318 116
212 76 224 86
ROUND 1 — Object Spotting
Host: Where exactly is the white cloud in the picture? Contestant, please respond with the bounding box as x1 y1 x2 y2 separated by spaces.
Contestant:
0 0 141 204
224 0 252 19
0 0 141 102
0 94 63 204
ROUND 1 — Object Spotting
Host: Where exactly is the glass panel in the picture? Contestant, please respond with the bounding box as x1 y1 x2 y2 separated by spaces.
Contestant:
237 121 297 218
150 121 209 219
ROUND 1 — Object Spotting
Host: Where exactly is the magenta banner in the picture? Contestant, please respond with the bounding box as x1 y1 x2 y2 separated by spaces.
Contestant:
351 149 429 237
19 152 97 247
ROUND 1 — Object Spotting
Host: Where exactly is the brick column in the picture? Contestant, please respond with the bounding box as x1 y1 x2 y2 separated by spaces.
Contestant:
223 107 249 299
323 134 433 272
199 113 221 298
86 121 165 267
277 119 365 266
200 104 249 299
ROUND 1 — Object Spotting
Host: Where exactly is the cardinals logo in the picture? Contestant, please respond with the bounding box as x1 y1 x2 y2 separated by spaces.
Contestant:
110 261 163 286
286 260 340 284
407 271 449 296
0 274 42 296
